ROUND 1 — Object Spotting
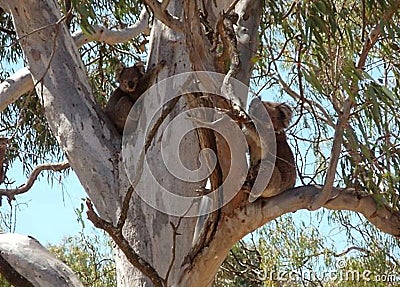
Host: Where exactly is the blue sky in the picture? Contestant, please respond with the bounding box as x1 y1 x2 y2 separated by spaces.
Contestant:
0 62 363 250
3 162 90 245
1 61 92 245
0 81 325 246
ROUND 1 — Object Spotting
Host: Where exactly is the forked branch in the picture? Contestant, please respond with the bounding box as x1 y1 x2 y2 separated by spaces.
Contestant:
0 161 70 203
142 0 183 32
72 8 150 46
86 199 164 287
311 1 400 209
0 7 150 113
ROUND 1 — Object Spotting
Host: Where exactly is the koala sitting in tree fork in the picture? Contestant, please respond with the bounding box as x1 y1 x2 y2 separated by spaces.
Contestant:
105 60 166 133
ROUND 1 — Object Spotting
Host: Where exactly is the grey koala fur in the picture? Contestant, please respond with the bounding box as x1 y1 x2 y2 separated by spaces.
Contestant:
105 60 166 133
245 100 296 198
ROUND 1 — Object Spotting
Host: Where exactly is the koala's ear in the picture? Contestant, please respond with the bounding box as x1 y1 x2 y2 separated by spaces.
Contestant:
278 104 293 128
135 61 145 75
115 62 126 80
248 97 268 122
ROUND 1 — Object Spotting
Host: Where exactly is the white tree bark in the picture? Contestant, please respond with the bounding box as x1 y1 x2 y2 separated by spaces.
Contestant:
114 15 200 287
0 233 83 287
0 68 33 112
0 0 264 286
2 0 400 287
0 8 149 113
2 0 120 220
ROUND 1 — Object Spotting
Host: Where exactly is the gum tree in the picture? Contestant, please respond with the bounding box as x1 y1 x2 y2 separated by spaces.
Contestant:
0 0 399 286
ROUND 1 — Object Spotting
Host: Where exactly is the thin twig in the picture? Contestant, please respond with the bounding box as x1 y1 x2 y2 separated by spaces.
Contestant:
311 0 400 209
86 199 164 287
0 161 70 202
10 12 67 48
274 73 334 127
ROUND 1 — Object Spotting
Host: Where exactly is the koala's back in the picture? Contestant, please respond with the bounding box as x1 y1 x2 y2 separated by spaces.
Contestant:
105 88 133 133
263 101 295 188
246 99 296 197
275 132 296 190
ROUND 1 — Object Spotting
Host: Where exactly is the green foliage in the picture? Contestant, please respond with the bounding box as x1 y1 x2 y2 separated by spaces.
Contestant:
0 8 22 69
47 231 116 287
1 0 400 284
255 0 400 211
0 93 64 180
0 1 146 184
215 213 400 286
0 276 11 287
0 231 115 286
0 6 56 181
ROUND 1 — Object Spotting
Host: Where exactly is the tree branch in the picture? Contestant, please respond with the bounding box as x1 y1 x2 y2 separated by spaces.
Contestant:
72 8 150 46
0 68 34 112
0 253 35 287
357 0 400 69
234 0 263 86
311 1 400 209
0 161 70 202
0 8 150 113
85 199 164 287
179 185 400 286
274 73 335 127
142 0 183 32
0 233 83 287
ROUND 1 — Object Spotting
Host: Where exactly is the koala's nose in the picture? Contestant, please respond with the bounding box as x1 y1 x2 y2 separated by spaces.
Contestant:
128 81 136 89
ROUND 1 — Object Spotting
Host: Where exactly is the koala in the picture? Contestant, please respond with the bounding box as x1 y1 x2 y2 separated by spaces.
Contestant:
105 60 165 133
244 100 296 198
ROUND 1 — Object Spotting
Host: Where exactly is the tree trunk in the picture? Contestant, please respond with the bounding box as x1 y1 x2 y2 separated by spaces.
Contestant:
114 15 201 287
3 0 400 286
115 1 263 285
2 0 262 286
3 0 121 221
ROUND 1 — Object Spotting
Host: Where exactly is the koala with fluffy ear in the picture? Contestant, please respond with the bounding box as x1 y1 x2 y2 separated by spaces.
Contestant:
245 100 296 198
105 60 165 133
